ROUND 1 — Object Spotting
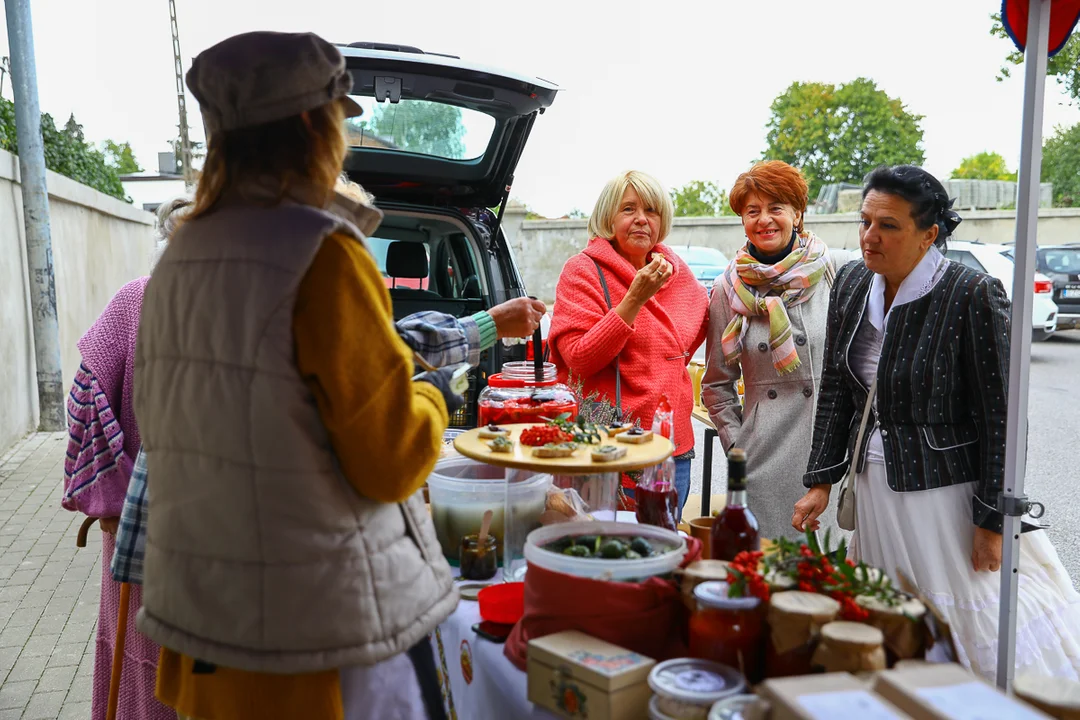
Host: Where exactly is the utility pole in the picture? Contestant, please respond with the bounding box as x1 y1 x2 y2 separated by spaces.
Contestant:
4 0 65 430
169 0 193 187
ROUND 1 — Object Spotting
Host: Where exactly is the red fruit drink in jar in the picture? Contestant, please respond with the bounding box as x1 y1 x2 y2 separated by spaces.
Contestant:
635 482 678 532
477 361 577 427
710 448 760 561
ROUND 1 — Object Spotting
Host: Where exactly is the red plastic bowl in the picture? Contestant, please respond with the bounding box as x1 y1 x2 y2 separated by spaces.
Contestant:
477 582 525 624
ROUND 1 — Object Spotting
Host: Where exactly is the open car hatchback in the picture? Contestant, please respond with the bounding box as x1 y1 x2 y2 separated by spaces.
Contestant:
339 42 559 427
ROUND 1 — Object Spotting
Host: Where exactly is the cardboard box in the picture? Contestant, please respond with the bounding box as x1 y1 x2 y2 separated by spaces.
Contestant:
872 663 1052 720
527 630 655 720
760 672 913 720
1014 674 1080 720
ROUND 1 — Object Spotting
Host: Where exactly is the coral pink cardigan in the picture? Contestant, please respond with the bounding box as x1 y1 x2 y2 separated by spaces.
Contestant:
549 238 709 456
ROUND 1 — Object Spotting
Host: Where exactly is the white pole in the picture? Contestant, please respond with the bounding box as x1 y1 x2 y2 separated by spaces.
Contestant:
5 0 65 431
997 0 1050 692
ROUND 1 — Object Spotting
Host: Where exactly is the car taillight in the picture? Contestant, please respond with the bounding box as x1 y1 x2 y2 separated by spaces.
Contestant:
1034 278 1053 294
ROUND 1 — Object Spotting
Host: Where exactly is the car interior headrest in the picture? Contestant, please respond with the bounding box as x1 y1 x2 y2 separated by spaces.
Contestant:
385 242 429 279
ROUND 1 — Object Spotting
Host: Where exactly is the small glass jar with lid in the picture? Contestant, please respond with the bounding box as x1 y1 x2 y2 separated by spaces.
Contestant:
855 595 928 663
689 581 765 685
764 591 841 678
477 361 577 427
811 621 887 673
459 532 498 581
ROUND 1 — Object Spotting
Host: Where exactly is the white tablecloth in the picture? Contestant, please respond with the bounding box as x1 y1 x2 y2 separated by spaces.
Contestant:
431 511 641 719
432 592 560 720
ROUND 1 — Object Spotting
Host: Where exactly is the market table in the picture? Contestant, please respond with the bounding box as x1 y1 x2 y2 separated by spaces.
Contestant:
434 426 677 717
432 584 556 720
432 512 648 720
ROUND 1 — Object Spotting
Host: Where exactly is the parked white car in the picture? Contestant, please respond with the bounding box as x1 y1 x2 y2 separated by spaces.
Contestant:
944 241 1059 342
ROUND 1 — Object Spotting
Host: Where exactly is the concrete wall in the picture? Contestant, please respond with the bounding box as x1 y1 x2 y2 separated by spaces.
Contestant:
0 149 155 452
504 207 1080 304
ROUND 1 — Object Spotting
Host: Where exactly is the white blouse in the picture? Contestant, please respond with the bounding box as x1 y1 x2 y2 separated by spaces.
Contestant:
850 246 950 465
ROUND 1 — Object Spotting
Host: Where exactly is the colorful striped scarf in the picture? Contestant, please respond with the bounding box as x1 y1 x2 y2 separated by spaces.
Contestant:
718 232 830 375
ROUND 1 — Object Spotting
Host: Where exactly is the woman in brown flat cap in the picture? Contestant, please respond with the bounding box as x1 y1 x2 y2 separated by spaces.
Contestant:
133 31 459 720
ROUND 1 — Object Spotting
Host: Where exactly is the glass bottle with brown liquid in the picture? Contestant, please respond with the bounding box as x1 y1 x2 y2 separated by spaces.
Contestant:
710 448 760 561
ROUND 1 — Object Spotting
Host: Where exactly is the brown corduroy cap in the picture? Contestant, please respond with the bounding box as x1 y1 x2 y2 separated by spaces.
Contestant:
186 31 363 134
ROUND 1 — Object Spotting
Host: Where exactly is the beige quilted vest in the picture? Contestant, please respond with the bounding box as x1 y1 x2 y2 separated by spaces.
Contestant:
133 201 457 674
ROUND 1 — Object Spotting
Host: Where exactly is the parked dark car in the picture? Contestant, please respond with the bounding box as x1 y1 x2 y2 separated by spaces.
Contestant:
340 42 559 426
1037 244 1080 330
1002 243 1080 331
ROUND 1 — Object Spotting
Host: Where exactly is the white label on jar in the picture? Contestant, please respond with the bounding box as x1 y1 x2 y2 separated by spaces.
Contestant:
797 690 903 719
673 669 726 693
915 682 1045 720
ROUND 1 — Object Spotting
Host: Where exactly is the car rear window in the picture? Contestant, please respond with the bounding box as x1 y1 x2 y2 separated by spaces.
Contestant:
366 235 484 300
1041 249 1080 274
345 97 496 161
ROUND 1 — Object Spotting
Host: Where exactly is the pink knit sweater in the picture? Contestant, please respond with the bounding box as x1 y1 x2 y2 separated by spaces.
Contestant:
549 238 709 456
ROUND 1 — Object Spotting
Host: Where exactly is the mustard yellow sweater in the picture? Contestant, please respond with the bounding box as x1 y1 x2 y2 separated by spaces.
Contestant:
155 233 448 720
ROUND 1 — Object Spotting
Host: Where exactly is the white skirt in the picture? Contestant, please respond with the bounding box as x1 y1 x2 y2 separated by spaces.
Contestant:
851 462 1080 680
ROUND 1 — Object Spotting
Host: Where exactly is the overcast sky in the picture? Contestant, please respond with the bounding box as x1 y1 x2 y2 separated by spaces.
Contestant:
1 0 1078 217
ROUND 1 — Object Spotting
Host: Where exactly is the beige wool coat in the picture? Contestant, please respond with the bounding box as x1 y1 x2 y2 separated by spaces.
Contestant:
703 248 857 541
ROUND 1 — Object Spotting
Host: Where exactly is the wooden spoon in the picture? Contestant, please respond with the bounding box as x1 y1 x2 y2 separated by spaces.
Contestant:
477 509 494 557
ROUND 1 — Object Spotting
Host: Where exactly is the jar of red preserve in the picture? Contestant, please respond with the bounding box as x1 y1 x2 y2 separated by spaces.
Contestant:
477 362 577 426
689 581 765 685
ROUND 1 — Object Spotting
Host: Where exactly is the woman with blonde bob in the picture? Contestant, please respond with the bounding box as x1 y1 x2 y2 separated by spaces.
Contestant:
549 170 709 517
134 31 459 720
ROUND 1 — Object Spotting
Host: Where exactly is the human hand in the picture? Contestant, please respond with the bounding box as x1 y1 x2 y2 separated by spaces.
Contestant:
626 255 673 306
488 297 546 339
972 527 1003 572
416 366 466 414
99 517 120 535
792 485 831 533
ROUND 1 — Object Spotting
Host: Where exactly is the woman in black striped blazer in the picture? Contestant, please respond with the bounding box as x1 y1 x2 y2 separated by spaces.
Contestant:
793 166 1080 680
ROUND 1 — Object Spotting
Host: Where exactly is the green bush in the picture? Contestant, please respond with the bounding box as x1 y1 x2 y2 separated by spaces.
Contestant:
0 98 127 201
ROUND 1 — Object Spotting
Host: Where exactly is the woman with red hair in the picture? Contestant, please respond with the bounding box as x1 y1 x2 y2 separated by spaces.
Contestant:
702 161 854 540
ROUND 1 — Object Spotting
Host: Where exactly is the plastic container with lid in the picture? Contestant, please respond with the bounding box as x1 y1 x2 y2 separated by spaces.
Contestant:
523 520 686 582
708 695 760 720
689 582 764 684
427 457 550 565
648 658 746 720
477 361 577 426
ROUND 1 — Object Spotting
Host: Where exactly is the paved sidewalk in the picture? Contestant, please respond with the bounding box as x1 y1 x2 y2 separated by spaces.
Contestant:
0 433 100 720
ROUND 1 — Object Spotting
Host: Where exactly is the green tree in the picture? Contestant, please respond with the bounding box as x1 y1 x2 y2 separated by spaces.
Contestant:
566 208 588 219
670 180 736 217
0 103 127 200
763 78 925 198
951 151 1016 181
1041 123 1080 207
992 13 1080 101
353 101 466 158
101 140 142 174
